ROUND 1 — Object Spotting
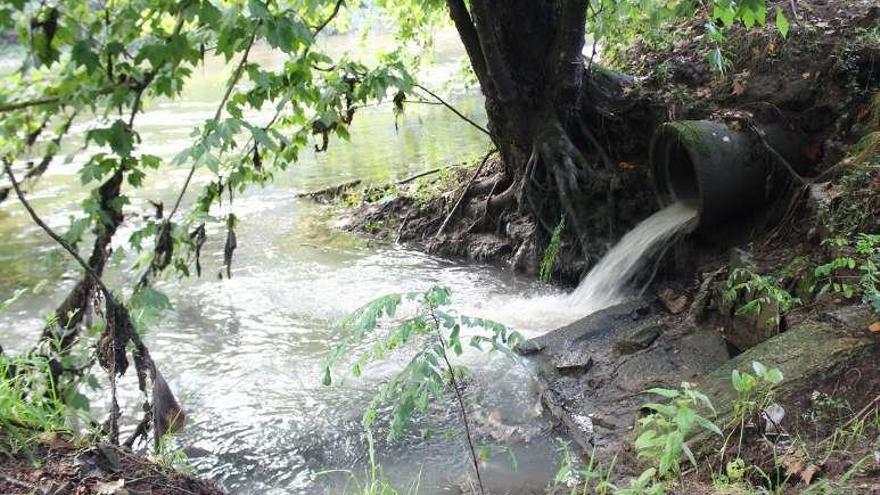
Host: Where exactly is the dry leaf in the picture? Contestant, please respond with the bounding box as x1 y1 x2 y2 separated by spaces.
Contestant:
95 479 125 495
658 288 688 314
869 321 880 333
801 464 820 484
732 81 745 96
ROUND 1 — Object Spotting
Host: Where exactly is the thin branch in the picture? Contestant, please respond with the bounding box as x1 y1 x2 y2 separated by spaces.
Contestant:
429 308 485 495
312 0 345 36
414 84 494 140
444 0 489 88
0 110 78 204
3 160 111 297
168 29 258 220
0 82 146 114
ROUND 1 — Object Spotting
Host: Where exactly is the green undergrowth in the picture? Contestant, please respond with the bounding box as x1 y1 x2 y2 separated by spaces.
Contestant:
554 361 879 494
723 114 880 320
0 354 70 456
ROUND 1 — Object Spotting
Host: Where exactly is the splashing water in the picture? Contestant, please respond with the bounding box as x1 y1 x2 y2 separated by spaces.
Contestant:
569 201 698 313
477 202 697 330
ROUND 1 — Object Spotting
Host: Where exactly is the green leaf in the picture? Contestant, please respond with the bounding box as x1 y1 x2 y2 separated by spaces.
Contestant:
775 7 790 38
71 40 100 71
646 387 681 399
751 361 768 377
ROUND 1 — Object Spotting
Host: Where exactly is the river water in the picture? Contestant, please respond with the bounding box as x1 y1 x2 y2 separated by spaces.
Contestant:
0 33 571 493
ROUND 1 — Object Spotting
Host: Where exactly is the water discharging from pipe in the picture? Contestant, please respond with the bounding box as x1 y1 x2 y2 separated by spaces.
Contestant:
478 202 698 330
567 201 698 314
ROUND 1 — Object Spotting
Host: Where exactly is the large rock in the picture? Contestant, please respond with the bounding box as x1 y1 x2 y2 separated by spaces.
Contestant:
694 306 880 452
521 300 731 458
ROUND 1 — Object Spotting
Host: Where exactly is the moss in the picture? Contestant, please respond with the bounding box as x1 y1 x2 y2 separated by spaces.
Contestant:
667 120 713 156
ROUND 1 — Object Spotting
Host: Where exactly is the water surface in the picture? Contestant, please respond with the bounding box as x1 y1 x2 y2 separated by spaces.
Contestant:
0 33 568 494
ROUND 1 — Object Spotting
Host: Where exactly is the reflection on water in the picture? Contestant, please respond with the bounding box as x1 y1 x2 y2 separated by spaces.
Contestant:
0 32 568 494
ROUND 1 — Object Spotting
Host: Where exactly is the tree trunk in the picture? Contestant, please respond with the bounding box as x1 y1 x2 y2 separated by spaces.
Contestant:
446 0 658 271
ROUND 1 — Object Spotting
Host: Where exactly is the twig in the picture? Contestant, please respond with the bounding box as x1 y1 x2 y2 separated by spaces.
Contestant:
3 160 111 297
168 28 258 220
0 474 47 494
414 84 494 140
429 308 485 495
395 211 411 244
747 121 809 186
435 149 496 239
840 394 880 431
397 167 443 185
789 0 801 24
312 0 345 36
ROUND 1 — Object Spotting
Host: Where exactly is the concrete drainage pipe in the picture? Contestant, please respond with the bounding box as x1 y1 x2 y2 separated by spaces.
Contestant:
649 120 809 228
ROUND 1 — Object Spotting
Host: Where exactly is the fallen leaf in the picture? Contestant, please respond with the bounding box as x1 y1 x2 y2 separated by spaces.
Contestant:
801 464 820 484
732 81 745 96
658 288 688 314
869 321 880 333
95 479 125 495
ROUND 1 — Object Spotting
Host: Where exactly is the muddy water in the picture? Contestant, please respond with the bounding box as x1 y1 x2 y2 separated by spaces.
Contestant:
0 34 567 493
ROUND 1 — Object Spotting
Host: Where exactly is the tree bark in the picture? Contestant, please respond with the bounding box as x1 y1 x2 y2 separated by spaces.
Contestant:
445 0 658 271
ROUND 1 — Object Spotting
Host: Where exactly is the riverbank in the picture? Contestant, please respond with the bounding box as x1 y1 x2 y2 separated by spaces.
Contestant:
0 435 222 495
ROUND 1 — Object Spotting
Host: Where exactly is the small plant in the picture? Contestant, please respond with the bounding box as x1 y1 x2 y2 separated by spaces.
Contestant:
0 354 70 455
720 361 784 468
154 432 194 475
723 268 801 326
552 439 621 495
635 382 722 478
813 234 880 312
539 216 565 284
324 286 524 494
320 430 420 495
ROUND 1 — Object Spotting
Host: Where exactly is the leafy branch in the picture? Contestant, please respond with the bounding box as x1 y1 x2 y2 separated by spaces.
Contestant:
324 286 524 493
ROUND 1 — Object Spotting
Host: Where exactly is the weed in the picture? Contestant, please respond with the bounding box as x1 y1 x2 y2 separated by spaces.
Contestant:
0 354 70 455
635 382 722 478
552 439 619 495
154 432 194 475
813 234 880 311
539 216 565 284
723 268 801 327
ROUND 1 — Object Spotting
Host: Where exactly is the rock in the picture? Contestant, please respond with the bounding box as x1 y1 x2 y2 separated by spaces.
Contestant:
695 317 880 454
613 320 663 354
511 238 538 275
657 287 688 314
722 298 781 351
551 351 593 373
525 300 730 457
687 266 726 323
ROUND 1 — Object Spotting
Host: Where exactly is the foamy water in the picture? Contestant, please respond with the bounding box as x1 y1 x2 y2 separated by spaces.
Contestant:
568 201 697 311
477 202 697 330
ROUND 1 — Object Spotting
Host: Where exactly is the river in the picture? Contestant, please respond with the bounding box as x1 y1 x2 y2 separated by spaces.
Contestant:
0 31 570 493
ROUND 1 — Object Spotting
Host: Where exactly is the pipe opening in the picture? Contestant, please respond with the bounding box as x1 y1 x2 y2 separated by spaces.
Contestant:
664 140 700 207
